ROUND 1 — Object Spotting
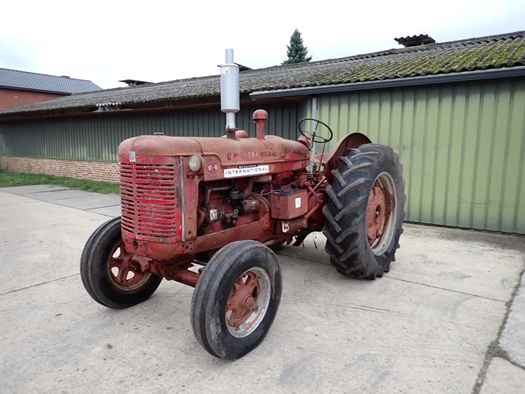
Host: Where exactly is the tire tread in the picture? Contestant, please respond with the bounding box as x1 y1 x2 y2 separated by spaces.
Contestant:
323 144 405 279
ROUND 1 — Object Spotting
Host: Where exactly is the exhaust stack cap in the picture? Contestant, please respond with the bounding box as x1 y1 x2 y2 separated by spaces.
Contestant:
220 49 240 130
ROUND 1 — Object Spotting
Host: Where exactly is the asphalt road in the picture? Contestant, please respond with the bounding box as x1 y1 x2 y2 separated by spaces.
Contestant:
1 185 524 393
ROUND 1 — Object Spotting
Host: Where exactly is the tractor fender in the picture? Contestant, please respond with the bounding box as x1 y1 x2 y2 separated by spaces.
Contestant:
320 132 372 183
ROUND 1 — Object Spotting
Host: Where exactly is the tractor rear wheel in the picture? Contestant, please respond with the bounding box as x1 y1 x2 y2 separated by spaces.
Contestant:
191 240 282 359
80 217 163 308
322 144 405 279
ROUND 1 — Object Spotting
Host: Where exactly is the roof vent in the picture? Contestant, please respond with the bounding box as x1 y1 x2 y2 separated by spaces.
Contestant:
119 79 151 86
395 34 436 47
235 63 252 72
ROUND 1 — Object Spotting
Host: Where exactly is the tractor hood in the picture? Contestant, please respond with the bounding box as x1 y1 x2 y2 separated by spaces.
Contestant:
118 134 310 167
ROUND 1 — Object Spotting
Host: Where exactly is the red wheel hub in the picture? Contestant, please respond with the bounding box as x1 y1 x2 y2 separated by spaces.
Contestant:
367 181 387 246
109 241 148 288
226 272 260 329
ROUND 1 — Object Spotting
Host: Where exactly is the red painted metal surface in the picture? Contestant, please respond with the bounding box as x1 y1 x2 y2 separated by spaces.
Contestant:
109 241 151 289
119 134 310 182
116 110 363 286
270 189 309 220
129 254 200 287
253 109 268 140
150 261 200 287
120 156 183 244
226 272 260 329
366 181 387 246
322 133 372 183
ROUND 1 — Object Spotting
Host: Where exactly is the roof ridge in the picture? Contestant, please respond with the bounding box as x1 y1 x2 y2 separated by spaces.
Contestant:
113 31 525 87
1 30 524 118
269 31 525 68
0 67 94 83
433 30 525 47
113 73 220 91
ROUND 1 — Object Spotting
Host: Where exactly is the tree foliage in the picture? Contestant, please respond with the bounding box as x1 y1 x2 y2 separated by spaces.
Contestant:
282 29 312 65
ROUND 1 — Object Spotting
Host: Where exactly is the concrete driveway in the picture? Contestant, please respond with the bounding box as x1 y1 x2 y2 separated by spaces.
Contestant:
1 185 524 393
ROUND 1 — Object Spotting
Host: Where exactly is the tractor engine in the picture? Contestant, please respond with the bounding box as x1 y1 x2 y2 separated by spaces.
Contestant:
117 119 324 264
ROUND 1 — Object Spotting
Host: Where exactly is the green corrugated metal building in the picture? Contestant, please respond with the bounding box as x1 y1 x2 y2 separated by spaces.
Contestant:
1 31 524 234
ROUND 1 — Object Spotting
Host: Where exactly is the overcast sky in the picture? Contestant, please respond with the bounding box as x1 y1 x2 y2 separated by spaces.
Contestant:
1 0 524 89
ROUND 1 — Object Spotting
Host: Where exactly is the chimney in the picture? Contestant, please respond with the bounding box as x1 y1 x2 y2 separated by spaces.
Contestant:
395 34 436 47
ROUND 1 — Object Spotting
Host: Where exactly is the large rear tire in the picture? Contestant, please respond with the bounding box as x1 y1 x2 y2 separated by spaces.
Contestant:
191 240 282 360
322 144 405 279
80 217 163 308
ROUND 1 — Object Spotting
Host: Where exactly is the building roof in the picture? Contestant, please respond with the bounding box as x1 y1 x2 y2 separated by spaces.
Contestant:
0 68 102 95
1 31 524 120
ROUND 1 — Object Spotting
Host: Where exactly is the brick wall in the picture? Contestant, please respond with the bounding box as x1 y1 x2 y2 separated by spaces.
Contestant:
0 156 119 183
0 88 63 109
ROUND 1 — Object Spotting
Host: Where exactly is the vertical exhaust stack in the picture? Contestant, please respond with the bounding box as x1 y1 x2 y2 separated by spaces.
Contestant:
220 49 240 138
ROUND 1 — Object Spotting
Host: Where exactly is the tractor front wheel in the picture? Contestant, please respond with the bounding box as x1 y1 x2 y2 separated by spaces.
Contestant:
80 217 163 308
191 240 282 359
323 144 405 279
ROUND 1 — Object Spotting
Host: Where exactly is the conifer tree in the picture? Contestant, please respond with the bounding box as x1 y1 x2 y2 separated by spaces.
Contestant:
282 29 312 65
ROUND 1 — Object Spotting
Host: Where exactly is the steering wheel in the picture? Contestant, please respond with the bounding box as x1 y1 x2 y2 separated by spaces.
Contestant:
298 118 334 144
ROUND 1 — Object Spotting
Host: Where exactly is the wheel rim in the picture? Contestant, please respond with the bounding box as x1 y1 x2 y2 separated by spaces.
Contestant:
107 241 152 291
366 172 397 256
225 267 271 338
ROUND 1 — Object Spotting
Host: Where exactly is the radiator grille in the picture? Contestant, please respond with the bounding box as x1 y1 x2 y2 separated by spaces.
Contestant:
120 160 182 241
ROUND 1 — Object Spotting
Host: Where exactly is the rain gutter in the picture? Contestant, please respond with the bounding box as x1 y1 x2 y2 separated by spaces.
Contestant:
0 85 74 96
249 66 525 100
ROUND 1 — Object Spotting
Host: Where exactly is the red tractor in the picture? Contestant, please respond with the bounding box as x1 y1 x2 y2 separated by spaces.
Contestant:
80 50 405 360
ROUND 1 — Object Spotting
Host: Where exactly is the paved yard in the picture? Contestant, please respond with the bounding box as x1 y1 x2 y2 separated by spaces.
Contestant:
1 186 524 393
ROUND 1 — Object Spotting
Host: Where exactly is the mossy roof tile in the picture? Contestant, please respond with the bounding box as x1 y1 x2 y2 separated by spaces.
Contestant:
0 31 524 118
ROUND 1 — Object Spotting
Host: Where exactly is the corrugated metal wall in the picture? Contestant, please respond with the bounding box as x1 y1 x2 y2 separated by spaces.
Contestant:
0 102 300 161
317 78 525 234
0 130 6 156
2 79 523 234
